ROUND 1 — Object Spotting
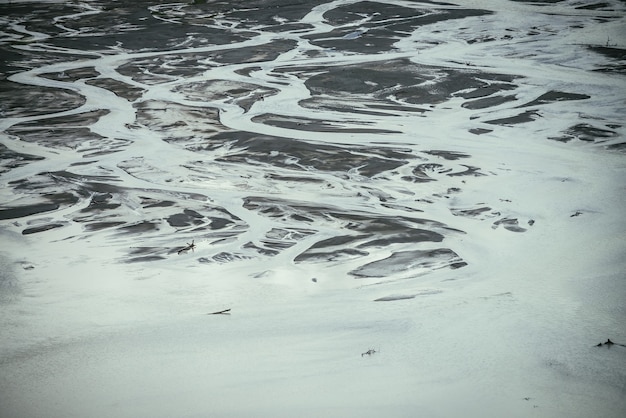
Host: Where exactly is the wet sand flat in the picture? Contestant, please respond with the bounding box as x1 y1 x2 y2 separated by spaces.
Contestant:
1 1 625 417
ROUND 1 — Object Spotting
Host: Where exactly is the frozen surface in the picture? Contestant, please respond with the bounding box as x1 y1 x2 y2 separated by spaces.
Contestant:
1 1 625 417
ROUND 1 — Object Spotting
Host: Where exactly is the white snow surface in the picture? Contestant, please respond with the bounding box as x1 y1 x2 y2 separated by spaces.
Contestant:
1 1 625 417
